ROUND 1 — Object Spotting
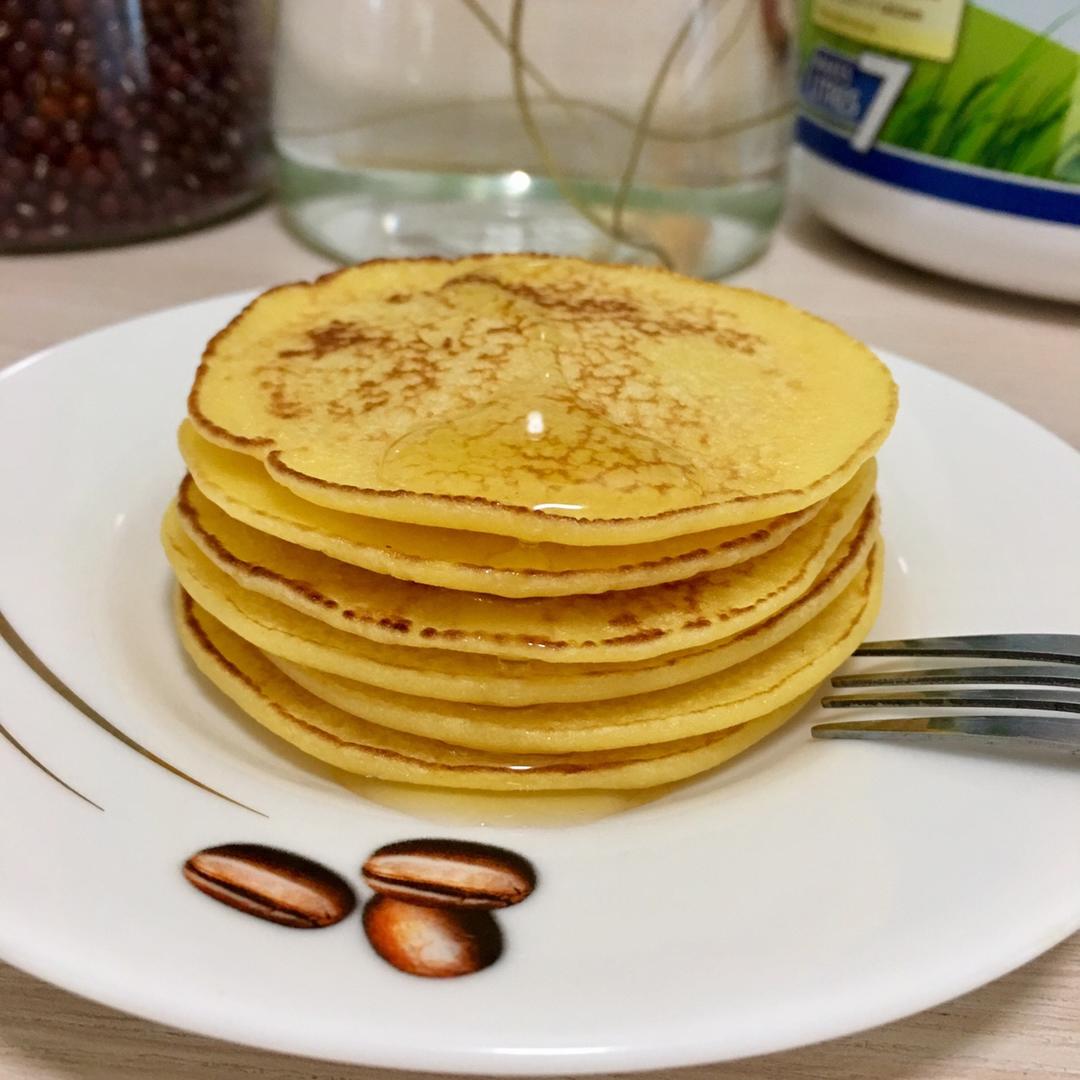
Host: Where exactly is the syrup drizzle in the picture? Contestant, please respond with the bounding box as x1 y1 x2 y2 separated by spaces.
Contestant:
378 357 708 518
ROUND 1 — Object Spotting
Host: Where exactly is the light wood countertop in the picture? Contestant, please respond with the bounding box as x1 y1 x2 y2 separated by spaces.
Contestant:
0 201 1077 1080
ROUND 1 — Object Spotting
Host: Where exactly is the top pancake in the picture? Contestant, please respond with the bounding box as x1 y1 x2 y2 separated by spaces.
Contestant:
188 255 897 545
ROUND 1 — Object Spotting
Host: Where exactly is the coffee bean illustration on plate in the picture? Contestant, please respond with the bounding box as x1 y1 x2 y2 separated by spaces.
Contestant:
360 839 537 977
182 838 535 977
183 844 356 929
362 839 537 910
363 896 504 979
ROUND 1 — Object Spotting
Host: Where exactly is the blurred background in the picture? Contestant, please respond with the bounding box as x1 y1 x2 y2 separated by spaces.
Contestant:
0 0 1076 296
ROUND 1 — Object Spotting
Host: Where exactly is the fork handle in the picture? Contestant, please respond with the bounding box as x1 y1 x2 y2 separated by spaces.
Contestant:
856 635 1080 665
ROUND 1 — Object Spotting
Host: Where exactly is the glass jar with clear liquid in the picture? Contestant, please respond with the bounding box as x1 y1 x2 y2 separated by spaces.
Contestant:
273 0 796 277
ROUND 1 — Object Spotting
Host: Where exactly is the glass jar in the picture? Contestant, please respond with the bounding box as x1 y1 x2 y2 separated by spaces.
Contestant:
0 0 271 252
273 0 796 278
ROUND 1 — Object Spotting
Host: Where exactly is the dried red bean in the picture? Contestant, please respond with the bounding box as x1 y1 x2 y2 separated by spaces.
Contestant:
0 0 268 251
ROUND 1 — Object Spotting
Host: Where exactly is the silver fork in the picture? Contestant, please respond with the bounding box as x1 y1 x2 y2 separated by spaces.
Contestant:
811 634 1080 754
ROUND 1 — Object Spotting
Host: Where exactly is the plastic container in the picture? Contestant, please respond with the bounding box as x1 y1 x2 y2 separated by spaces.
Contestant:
794 0 1080 302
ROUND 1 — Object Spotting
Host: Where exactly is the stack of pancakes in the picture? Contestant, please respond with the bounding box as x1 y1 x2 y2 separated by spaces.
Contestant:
163 255 896 792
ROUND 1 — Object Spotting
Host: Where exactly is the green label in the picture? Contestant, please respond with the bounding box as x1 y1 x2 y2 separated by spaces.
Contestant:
798 2 1080 184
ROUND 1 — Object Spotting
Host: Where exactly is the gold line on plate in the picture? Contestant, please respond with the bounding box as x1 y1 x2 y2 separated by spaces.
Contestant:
0 608 266 817
0 712 104 811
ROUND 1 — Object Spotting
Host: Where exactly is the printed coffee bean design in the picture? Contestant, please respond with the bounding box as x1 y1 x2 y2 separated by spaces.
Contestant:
361 839 537 910
183 844 356 929
182 838 536 978
363 896 503 980
361 839 537 978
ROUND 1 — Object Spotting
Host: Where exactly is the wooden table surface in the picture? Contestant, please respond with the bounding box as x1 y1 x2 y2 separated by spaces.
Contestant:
0 202 1077 1079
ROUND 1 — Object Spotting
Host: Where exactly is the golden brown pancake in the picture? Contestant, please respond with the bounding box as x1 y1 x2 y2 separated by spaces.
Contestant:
188 255 897 543
175 588 816 792
179 420 823 597
170 462 875 664
270 546 882 753
161 498 879 705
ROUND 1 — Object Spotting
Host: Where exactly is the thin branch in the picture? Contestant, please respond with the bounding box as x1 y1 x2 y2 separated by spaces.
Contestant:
611 4 705 240
508 0 674 265
461 0 790 144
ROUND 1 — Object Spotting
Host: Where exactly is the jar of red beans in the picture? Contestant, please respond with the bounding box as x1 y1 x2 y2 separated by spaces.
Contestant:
0 0 270 251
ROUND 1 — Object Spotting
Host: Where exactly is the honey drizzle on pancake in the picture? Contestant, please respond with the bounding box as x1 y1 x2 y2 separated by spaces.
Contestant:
378 354 708 519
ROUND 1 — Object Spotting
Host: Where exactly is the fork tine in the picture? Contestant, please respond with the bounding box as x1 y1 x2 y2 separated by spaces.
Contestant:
821 688 1080 713
811 714 1080 752
855 635 1080 664
832 663 1080 689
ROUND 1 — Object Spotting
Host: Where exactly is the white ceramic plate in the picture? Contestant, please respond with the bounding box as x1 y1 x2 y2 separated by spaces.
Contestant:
0 293 1077 1075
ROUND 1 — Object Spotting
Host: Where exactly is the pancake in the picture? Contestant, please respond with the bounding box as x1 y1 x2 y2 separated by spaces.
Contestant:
175 588 815 792
271 544 882 753
161 497 879 705
188 255 897 544
171 461 875 664
179 420 823 597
